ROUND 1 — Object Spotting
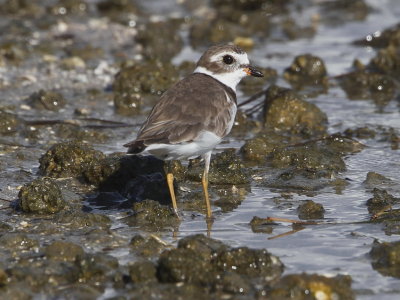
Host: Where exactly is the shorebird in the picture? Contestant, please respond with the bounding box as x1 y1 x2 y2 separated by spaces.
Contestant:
124 44 263 219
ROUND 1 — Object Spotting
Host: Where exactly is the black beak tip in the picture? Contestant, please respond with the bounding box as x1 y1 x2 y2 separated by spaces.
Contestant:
252 69 264 77
249 66 264 77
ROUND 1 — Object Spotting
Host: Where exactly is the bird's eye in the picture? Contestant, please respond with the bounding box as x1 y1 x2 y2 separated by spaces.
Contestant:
223 55 234 65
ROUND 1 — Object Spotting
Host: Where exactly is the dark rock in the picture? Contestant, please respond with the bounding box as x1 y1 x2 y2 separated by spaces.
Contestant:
297 200 325 220
18 177 66 214
370 240 400 278
39 141 105 178
27 89 66 111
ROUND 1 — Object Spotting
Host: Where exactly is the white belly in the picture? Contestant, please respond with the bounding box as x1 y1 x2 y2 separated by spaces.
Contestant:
143 130 222 160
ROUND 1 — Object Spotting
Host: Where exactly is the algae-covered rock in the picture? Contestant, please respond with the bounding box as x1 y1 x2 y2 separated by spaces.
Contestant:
0 110 20 135
263 85 327 137
129 260 157 284
369 43 400 78
214 247 283 282
157 248 217 285
128 200 180 231
44 241 84 262
113 60 179 115
265 273 354 299
354 22 400 48
337 68 396 106
269 143 346 177
18 177 66 214
283 54 328 88
370 240 400 278
178 234 228 261
129 234 168 258
157 234 283 291
186 149 250 185
240 130 291 162
39 141 105 178
27 89 66 111
76 253 121 288
297 200 325 220
54 209 111 230
0 233 39 252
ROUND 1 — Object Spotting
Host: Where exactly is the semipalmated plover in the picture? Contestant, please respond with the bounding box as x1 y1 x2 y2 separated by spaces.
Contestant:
124 44 263 219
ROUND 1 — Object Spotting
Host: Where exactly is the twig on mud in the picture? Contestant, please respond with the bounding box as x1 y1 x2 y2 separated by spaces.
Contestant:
268 226 306 240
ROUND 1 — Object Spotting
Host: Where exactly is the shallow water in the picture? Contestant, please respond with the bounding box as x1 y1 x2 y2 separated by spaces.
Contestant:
1 0 400 298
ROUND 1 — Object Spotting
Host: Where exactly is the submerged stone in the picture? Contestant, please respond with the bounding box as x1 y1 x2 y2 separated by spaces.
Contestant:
337 68 396 106
18 177 66 214
27 89 66 111
283 54 328 88
39 141 105 178
297 200 325 220
265 273 354 299
370 240 400 278
0 110 21 135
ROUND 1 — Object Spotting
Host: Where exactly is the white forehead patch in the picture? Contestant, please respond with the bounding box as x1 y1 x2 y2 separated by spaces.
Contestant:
210 51 250 65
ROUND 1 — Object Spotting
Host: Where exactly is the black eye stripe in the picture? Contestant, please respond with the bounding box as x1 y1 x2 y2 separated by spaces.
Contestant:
223 55 234 65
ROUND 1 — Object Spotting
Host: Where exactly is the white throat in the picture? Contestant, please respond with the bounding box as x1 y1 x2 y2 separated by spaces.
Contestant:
193 66 246 91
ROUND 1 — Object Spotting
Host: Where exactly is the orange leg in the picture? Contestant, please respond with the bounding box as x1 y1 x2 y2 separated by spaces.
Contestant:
202 152 212 219
166 172 179 217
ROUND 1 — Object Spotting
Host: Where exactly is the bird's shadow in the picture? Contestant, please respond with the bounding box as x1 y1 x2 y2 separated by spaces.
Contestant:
85 154 172 210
